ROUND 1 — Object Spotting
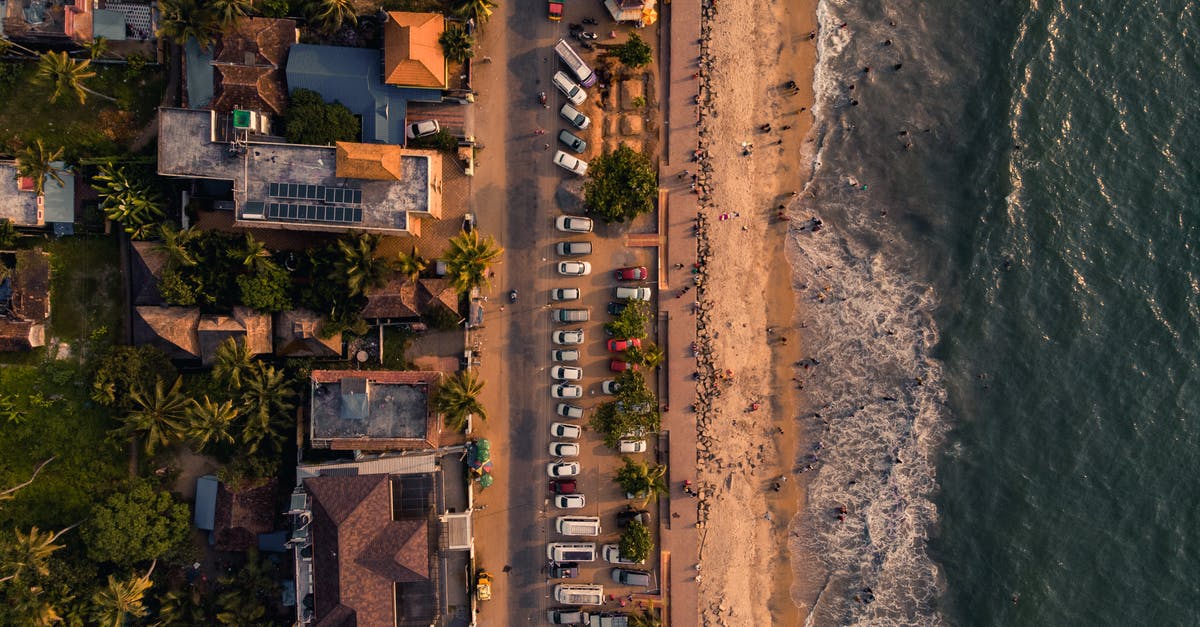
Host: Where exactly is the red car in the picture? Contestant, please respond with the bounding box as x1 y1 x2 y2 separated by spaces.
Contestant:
549 479 577 494
614 266 648 281
610 359 636 372
606 338 642 352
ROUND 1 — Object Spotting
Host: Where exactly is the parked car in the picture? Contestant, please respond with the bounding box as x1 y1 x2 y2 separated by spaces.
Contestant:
551 422 582 439
602 544 645 565
555 494 587 509
558 129 587 154
553 329 585 345
618 440 647 453
552 384 583 398
462 212 475 233
554 150 589 176
556 403 585 419
550 479 577 494
558 261 592 276
547 461 581 477
607 301 628 315
559 103 591 129
600 379 621 394
607 338 643 352
405 119 440 139
609 359 635 372
614 286 652 301
553 349 580 362
615 266 648 280
550 442 580 457
611 568 652 587
617 508 651 528
551 366 583 381
557 241 592 256
547 562 580 579
552 287 581 301
552 70 588 105
553 308 590 323
556 216 594 233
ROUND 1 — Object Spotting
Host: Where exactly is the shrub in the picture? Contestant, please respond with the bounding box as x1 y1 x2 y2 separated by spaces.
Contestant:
619 520 652 563
584 145 657 223
283 88 360 146
81 480 192 567
613 33 652 68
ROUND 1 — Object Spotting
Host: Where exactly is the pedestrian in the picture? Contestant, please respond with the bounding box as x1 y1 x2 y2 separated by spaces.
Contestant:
544 143 551 150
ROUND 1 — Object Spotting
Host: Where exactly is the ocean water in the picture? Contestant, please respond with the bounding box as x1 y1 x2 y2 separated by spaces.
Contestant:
790 0 1200 624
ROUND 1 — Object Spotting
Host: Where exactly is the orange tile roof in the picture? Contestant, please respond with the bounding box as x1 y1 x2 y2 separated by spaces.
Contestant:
383 12 446 89
335 142 404 181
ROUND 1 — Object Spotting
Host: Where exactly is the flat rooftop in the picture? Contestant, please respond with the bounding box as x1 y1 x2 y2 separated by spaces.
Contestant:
310 369 443 449
157 108 441 234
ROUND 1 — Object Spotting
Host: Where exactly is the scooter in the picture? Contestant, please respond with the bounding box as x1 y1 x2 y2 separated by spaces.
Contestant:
580 41 595 51
508 290 518 303
538 92 547 106
568 22 583 31
582 17 598 25
580 31 598 40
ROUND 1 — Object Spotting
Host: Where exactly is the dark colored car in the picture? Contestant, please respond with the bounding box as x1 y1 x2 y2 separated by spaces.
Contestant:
617 508 651 528
614 266 648 281
548 562 580 579
550 479 578 494
607 301 627 316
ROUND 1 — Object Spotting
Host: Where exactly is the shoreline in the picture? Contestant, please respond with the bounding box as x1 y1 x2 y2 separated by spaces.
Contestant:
691 0 823 623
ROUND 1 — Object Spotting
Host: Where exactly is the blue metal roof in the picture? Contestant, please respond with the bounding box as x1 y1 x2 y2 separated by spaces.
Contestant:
93 9 127 41
42 161 74 225
184 38 214 109
194 475 218 531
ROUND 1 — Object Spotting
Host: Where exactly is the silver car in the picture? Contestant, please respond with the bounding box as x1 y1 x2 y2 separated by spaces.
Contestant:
553 329 585 345
555 216 594 233
551 366 583 381
557 261 592 276
553 349 580 362
552 287 581 301
556 403 585 419
559 103 591 130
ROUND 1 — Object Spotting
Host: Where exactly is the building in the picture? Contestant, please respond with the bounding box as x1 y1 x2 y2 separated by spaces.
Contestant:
383 12 447 90
275 309 343 358
0 248 51 351
156 108 443 236
209 17 299 117
132 305 272 365
0 161 77 233
604 0 657 23
361 277 461 323
310 370 443 451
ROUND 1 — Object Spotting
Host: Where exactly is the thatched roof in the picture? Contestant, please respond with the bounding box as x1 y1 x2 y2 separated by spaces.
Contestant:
362 276 420 320
418 278 459 315
274 309 342 358
129 241 167 307
197 306 273 365
133 307 202 360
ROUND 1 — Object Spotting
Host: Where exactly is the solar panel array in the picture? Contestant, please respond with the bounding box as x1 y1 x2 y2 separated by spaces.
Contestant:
266 203 364 223
268 183 363 205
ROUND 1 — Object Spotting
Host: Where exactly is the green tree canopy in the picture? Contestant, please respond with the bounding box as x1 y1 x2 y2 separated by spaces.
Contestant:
605 299 650 340
307 0 357 34
284 88 360 146
452 0 496 24
443 230 503 294
238 363 297 454
119 377 192 456
334 232 391 298
626 341 664 369
613 32 653 68
92 163 164 240
433 371 486 431
15 140 64 197
237 260 293 312
439 24 475 63
618 519 652 563
613 457 667 506
157 0 217 48
395 245 427 281
589 370 659 447
584 145 658 223
82 482 191 567
34 51 105 105
90 345 178 410
90 561 156 627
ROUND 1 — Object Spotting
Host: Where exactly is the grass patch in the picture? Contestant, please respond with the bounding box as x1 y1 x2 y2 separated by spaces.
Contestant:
0 361 127 530
0 59 164 159
47 236 123 345
381 326 415 369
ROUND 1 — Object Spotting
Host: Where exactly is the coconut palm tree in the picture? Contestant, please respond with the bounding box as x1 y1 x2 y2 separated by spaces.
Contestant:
212 337 255 390
34 51 112 104
239 364 296 453
230 233 273 273
209 0 253 28
156 224 201 268
439 24 475 63
0 526 74 584
433 371 486 432
14 140 64 197
91 561 155 627
443 230 503 294
626 342 665 369
93 163 165 238
307 0 357 34
185 397 238 451
453 0 497 24
85 36 109 59
121 377 191 456
215 548 275 624
613 458 668 507
157 587 209 626
334 232 391 297
395 245 427 282
629 609 663 627
157 0 217 49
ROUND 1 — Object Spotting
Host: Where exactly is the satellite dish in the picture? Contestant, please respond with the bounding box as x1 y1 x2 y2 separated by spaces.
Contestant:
356 351 368 363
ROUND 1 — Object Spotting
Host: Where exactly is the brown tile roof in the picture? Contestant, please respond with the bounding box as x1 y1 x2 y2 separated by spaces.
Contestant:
210 17 297 116
362 276 419 320
133 306 202 360
214 17 298 67
383 12 446 89
274 309 343 358
129 241 167 306
213 479 278 552
197 306 273 365
417 278 459 315
305 474 433 627
311 369 442 386
335 142 404 181
11 249 50 321
0 321 42 351
211 65 288 116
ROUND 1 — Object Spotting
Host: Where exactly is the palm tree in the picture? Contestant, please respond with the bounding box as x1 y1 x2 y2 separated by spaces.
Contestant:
443 230 503 294
86 36 109 59
34 51 112 104
334 232 391 297
121 377 191 455
157 587 209 626
186 397 238 451
15 140 64 197
230 233 273 272
453 0 497 25
212 337 255 390
0 526 73 584
395 245 427 282
629 609 663 627
239 364 296 453
157 0 217 49
0 219 17 248
93 163 165 237
308 0 357 34
209 0 253 27
433 371 486 432
439 24 475 63
613 458 668 507
626 342 665 369
215 548 275 624
91 561 155 627
156 224 201 268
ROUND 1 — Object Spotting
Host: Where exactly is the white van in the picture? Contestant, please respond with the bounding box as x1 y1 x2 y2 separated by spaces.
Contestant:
548 542 597 562
552 70 587 105
556 515 602 536
555 39 597 87
554 584 606 606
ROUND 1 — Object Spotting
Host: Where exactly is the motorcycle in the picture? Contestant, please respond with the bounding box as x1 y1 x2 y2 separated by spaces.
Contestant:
580 31 598 40
568 22 583 31
508 290 519 303
580 41 595 51
582 17 598 25
538 92 547 106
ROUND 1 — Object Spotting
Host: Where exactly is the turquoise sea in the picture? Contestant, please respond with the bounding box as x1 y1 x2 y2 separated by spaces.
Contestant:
792 0 1199 623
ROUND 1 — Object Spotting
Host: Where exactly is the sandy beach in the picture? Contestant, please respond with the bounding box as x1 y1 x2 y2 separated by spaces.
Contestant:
691 0 823 624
